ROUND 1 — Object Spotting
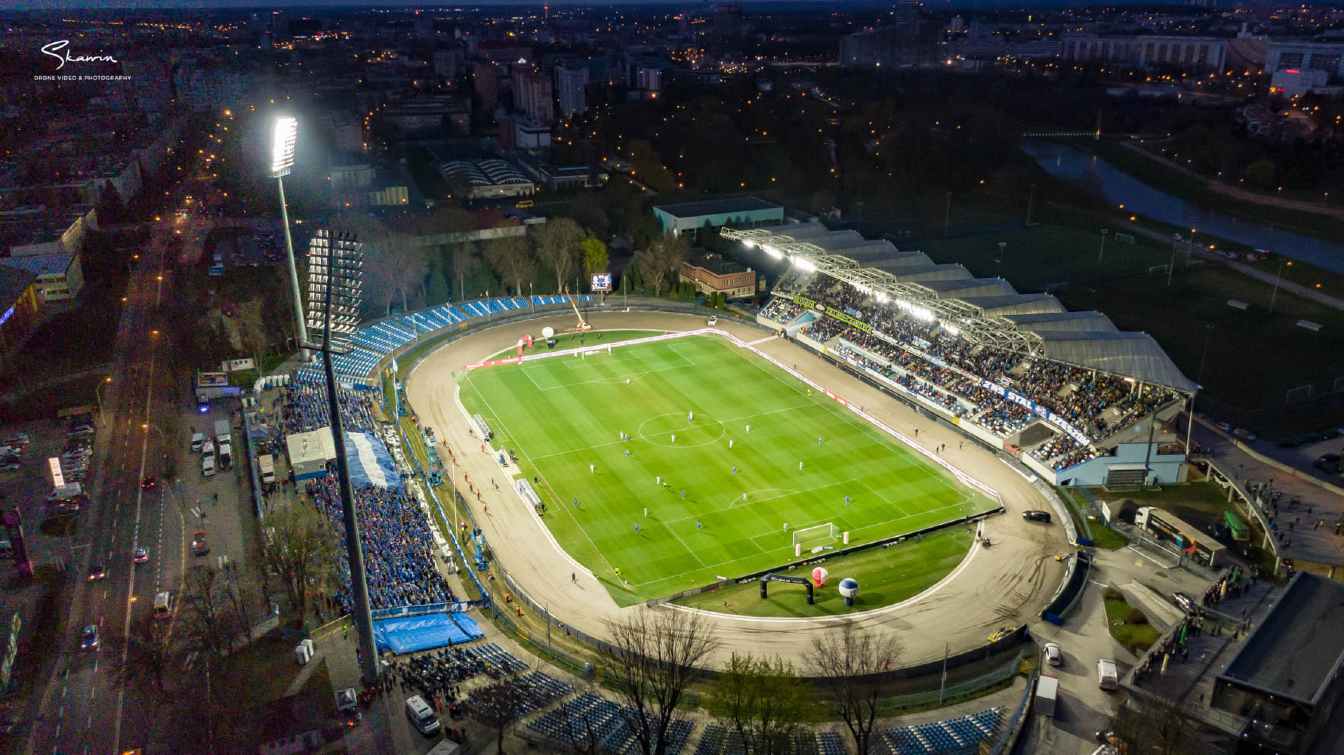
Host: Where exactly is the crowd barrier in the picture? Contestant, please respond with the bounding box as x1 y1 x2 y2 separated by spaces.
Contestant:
1040 550 1091 625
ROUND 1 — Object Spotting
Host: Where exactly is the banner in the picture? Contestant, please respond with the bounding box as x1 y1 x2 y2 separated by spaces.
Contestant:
789 293 873 334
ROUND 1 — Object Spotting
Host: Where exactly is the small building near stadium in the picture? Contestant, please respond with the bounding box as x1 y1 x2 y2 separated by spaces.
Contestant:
1121 572 1344 754
679 253 758 300
286 427 337 481
652 196 783 238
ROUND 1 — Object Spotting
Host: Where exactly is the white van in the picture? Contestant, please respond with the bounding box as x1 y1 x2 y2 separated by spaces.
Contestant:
202 454 216 479
1097 658 1119 690
153 591 174 620
258 454 275 485
190 433 206 453
202 439 215 459
405 695 441 736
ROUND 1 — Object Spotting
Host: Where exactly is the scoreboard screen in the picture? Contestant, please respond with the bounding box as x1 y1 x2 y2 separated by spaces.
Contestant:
591 273 613 292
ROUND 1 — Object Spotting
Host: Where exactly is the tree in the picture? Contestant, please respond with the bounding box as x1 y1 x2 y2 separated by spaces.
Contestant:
580 236 609 284
110 614 177 703
533 218 585 293
466 674 530 754
628 140 676 193
178 565 245 663
257 502 339 626
485 235 535 296
709 654 809 754
805 623 902 755
1109 693 1203 755
383 233 430 313
601 609 719 755
634 235 687 297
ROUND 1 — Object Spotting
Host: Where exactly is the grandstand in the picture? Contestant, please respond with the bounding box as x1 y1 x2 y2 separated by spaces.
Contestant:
731 223 1195 486
293 294 587 388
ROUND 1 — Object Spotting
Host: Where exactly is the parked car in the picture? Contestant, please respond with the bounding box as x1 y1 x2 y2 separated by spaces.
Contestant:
1172 592 1195 612
1022 510 1052 523
80 624 99 651
1315 454 1342 475
1043 642 1063 667
191 531 209 556
1232 428 1257 442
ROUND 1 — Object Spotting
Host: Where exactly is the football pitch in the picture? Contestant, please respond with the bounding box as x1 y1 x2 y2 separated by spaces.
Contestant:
459 332 998 606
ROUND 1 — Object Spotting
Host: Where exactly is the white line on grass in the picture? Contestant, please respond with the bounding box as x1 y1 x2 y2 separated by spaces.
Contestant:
462 371 623 582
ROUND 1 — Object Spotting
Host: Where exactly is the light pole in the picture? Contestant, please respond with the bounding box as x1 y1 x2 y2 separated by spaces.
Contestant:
305 230 379 685
1269 256 1288 313
271 116 310 362
95 376 112 426
1167 233 1180 287
1096 228 1109 265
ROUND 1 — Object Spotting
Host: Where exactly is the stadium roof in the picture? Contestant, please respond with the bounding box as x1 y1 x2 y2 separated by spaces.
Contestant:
1005 311 1117 334
1037 332 1196 392
1219 573 1344 706
723 224 1196 393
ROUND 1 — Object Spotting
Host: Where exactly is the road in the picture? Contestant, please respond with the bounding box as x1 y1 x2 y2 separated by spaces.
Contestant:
27 214 189 755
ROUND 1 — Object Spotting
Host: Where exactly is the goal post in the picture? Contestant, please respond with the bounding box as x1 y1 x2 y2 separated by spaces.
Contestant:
792 523 839 553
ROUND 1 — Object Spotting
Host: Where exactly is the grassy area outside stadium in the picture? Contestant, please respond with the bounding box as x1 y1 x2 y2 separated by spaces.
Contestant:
459 331 998 606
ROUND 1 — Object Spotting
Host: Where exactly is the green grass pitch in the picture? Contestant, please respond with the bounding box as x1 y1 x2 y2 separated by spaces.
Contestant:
459 333 997 606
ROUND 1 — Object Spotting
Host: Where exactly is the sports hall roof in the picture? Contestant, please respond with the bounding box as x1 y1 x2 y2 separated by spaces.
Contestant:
724 224 1196 393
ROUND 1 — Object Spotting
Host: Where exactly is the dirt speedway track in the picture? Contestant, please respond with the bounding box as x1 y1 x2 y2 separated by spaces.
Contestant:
405 309 1068 668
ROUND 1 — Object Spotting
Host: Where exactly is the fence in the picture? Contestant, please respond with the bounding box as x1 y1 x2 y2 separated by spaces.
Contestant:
988 669 1039 755
239 407 266 521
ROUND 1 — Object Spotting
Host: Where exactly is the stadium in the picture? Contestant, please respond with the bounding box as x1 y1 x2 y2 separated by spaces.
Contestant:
290 217 1197 676
399 306 1069 668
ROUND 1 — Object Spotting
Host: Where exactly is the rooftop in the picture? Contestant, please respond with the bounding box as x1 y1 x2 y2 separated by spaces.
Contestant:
653 196 780 218
1220 572 1344 705
0 253 73 278
0 266 37 307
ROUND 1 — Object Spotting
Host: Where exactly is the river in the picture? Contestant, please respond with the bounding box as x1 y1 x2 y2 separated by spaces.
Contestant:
1022 140 1344 274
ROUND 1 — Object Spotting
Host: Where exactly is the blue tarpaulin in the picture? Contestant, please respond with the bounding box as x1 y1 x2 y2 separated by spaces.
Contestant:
372 611 484 654
345 431 401 490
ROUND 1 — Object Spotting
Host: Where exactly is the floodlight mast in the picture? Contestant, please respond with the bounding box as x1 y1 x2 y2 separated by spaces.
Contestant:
313 232 380 686
272 116 310 362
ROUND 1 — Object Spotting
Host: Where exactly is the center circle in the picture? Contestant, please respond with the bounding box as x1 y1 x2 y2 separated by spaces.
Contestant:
637 412 726 448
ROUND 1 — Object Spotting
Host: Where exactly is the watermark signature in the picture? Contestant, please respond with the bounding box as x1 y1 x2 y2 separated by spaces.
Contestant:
34 40 128 81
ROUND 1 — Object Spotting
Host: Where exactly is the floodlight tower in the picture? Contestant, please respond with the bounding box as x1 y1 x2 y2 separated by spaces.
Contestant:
305 229 379 685
271 116 310 361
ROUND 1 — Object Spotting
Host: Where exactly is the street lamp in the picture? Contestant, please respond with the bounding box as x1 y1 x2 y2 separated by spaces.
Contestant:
95 376 112 426
271 116 310 361
1097 228 1109 264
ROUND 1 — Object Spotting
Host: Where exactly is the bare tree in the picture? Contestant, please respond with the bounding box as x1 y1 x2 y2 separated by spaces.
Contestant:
533 218 585 293
485 235 535 295
466 674 530 754
634 235 687 297
257 502 339 626
1110 692 1203 755
384 233 430 312
179 565 245 664
601 609 720 755
805 623 902 755
451 241 479 301
109 614 177 703
710 653 808 754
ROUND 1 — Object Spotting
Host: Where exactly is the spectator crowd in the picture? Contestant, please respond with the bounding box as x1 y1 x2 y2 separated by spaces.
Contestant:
762 269 1179 470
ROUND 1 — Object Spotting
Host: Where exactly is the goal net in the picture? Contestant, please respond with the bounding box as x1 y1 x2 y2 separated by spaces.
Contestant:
792 523 838 551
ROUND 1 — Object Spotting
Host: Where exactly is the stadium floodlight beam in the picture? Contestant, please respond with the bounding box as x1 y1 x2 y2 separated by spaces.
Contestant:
271 116 310 362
